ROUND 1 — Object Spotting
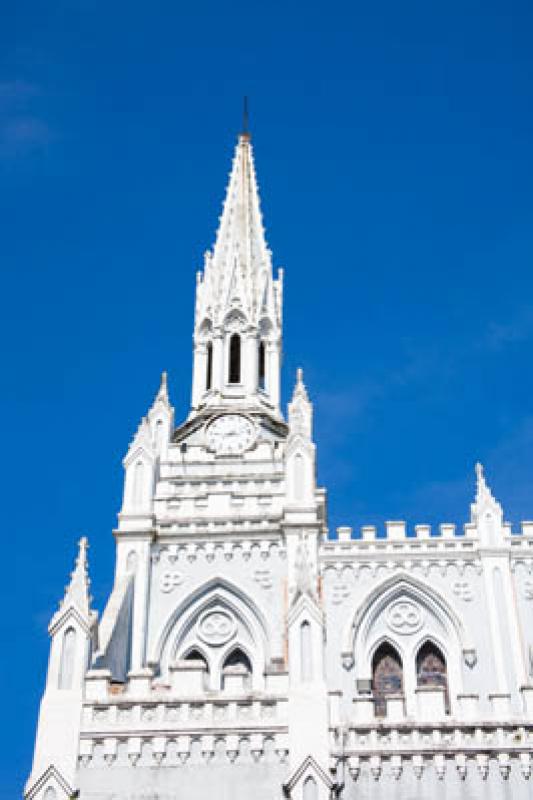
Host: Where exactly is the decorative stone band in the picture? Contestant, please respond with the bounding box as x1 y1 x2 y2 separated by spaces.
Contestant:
81 696 288 731
149 539 286 564
78 731 289 768
330 722 533 781
335 750 532 782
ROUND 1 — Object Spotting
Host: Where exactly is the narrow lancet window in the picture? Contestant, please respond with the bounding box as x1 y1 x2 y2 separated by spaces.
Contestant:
229 334 241 383
222 648 253 689
303 776 318 800
300 620 313 682
258 341 266 391
58 627 76 690
206 341 213 391
416 641 449 712
372 642 403 717
133 461 144 508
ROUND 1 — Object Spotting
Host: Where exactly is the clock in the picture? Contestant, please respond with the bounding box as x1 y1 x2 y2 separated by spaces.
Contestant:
205 414 256 455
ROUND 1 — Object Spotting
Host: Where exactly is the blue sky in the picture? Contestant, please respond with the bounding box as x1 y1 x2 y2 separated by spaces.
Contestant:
2 0 533 794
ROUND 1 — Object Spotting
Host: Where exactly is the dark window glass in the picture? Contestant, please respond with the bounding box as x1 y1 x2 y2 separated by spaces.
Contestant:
416 641 449 711
206 342 213 390
372 643 403 717
184 648 209 672
229 334 241 383
258 341 266 390
222 648 252 689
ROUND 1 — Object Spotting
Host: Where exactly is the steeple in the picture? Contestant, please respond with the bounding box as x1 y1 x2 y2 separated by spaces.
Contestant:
191 131 283 414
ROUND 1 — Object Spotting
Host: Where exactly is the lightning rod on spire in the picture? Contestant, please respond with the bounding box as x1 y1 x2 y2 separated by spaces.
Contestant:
242 96 250 138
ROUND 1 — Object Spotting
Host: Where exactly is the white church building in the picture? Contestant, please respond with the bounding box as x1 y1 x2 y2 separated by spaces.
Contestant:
26 130 533 800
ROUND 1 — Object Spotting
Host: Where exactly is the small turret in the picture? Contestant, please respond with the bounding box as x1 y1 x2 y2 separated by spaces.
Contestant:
119 371 174 524
25 539 95 800
285 369 316 506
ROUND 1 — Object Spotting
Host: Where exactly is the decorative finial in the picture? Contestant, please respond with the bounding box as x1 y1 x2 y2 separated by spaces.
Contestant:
55 536 91 620
297 367 303 384
154 370 170 405
471 461 503 531
77 536 88 568
475 461 487 500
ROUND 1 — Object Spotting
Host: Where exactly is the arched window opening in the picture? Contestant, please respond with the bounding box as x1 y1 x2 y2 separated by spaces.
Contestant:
206 341 213 391
303 776 318 800
416 641 449 712
222 648 252 689
372 642 403 717
184 648 209 672
294 453 304 501
155 419 165 451
44 788 57 800
132 461 144 508
300 620 313 682
258 341 266 391
229 334 241 384
58 627 77 690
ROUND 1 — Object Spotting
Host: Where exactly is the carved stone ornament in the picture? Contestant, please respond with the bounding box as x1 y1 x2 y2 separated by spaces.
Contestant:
160 571 185 593
342 652 355 670
523 580 533 600
386 600 423 634
197 609 236 646
453 581 474 602
463 648 477 669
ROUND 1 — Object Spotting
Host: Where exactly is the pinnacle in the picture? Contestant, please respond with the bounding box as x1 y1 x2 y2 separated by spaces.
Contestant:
59 537 91 619
471 460 502 522
156 370 169 403
475 461 491 502
292 367 309 401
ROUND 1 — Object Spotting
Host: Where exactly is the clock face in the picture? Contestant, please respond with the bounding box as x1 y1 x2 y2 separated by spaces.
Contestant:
205 414 256 455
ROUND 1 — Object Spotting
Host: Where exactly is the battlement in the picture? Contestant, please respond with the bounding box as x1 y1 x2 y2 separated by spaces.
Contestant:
323 520 533 551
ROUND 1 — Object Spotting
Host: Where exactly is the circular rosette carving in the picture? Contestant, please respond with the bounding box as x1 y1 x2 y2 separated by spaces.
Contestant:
386 600 423 634
197 609 236 646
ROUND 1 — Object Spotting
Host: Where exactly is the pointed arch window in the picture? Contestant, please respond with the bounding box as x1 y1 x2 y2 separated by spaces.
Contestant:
300 620 313 682
303 776 318 800
132 460 144 507
184 648 209 673
416 641 449 712
222 647 252 689
58 627 77 690
258 340 266 391
229 334 241 384
372 642 403 717
206 341 213 391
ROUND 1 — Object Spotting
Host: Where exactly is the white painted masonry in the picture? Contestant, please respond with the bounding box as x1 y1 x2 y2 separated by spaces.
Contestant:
26 131 533 800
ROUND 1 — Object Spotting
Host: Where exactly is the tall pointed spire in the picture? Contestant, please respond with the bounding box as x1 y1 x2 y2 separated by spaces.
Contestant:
191 131 283 413
195 133 281 329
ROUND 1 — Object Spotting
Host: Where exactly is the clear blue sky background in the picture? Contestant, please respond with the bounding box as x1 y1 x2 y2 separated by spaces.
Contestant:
2 1 533 795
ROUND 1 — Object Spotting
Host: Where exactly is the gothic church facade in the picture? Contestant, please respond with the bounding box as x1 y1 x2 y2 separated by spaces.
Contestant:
26 131 533 800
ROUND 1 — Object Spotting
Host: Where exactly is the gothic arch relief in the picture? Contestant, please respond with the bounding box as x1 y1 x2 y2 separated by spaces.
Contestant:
342 573 472 714
197 317 213 341
223 308 247 332
153 578 269 691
